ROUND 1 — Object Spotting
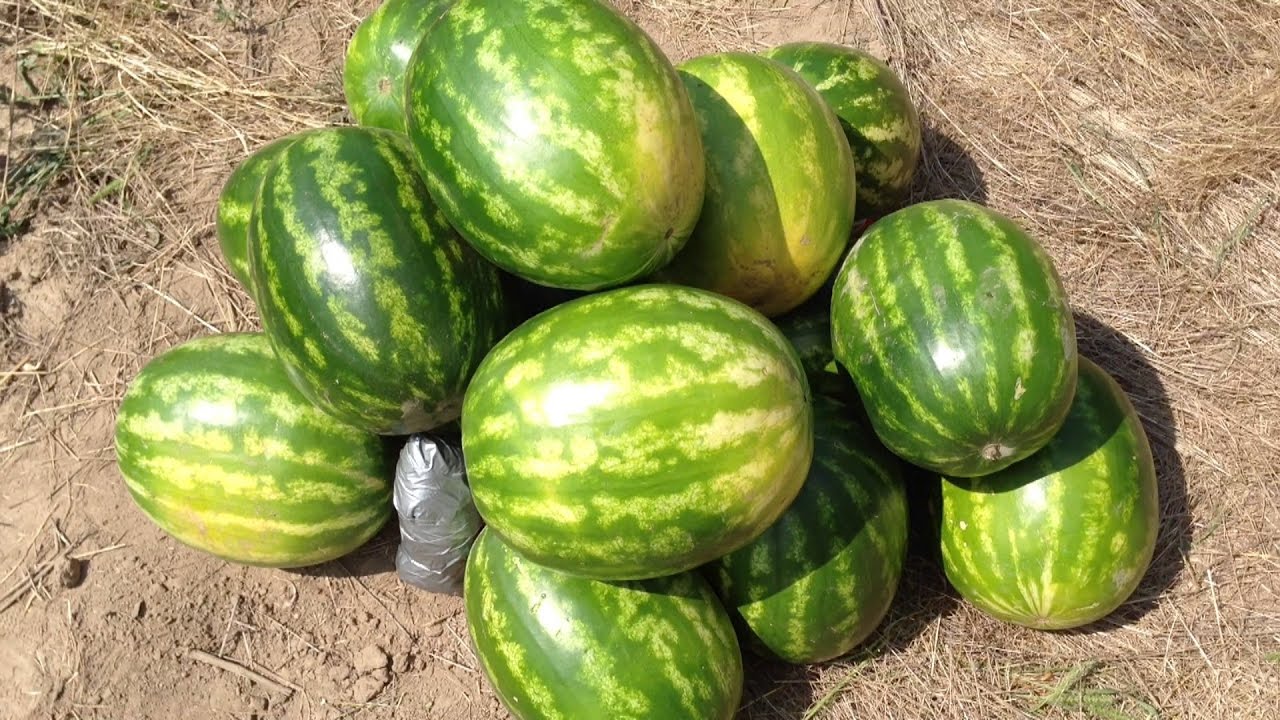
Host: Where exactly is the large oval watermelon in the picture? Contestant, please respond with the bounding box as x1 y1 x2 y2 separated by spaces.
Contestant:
765 42 922 221
114 333 392 568
462 284 813 580
938 357 1159 629
215 134 298 292
343 0 454 134
465 529 743 720
706 392 908 664
249 126 505 435
652 52 856 317
831 199 1077 477
403 0 705 290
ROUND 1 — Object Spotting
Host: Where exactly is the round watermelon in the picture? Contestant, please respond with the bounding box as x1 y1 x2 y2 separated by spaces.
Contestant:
402 0 705 290
215 134 298 292
653 52 856 317
343 0 454 134
765 42 922 220
249 126 505 436
465 529 743 720
831 199 1077 477
462 284 813 580
938 356 1159 629
114 333 392 568
706 392 908 664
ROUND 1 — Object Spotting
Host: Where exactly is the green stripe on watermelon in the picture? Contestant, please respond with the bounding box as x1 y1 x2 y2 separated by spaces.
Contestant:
462 284 813 580
831 199 1077 477
652 52 856 317
765 42 922 220
114 333 392 568
938 356 1159 629
343 0 454 134
249 126 505 435
216 134 298 291
706 392 907 664
465 528 743 720
403 0 705 290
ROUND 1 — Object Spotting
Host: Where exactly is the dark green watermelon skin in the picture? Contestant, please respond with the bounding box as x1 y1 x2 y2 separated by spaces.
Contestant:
249 126 505 435
831 199 1077 477
216 135 298 291
343 0 454 134
403 0 705 290
465 529 743 720
938 357 1159 630
706 392 908 664
765 42 922 220
114 333 392 568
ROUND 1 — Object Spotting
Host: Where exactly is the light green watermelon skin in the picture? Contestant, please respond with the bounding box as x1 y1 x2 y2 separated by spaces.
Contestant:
343 0 454 134
403 0 705 290
653 52 857 318
250 126 505 436
114 333 392 568
707 392 907 664
765 42 921 220
939 357 1159 630
215 135 298 291
830 199 1077 477
466 529 743 720
462 284 813 580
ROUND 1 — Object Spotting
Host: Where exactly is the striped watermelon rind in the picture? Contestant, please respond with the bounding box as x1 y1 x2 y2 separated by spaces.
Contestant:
114 333 392 568
707 392 908 664
343 0 454 134
938 356 1159 629
215 134 298 292
462 284 814 580
765 42 922 221
465 528 743 720
249 126 506 436
831 199 1078 477
404 0 706 290
653 51 857 317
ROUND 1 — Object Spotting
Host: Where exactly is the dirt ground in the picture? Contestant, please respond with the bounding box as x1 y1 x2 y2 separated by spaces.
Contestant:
2 0 1278 718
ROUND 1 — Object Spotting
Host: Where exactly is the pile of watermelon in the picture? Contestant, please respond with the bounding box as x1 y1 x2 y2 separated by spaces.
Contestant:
114 0 1160 716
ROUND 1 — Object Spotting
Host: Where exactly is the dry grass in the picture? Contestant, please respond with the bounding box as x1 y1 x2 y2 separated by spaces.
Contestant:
3 0 1279 718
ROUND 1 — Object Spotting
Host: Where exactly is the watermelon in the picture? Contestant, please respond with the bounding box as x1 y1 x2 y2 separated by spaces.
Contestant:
831 199 1077 477
403 0 705 290
765 42 922 220
706 392 908 664
249 126 505 436
343 0 454 134
215 134 297 291
114 333 392 568
937 357 1159 629
462 284 813 580
652 52 856 317
465 529 743 720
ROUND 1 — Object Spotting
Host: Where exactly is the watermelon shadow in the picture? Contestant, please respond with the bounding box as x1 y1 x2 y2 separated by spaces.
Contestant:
1061 311 1189 632
660 71 801 300
913 124 988 206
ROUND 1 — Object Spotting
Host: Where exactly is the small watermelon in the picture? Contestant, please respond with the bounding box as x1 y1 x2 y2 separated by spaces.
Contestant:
465 529 743 719
114 333 392 568
938 357 1159 629
249 126 505 435
831 199 1077 477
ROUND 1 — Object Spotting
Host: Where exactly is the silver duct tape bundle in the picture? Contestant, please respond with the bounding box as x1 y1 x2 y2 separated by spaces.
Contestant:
393 434 482 596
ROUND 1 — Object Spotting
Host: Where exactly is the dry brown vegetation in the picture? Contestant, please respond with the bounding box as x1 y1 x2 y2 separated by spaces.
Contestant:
2 0 1278 718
